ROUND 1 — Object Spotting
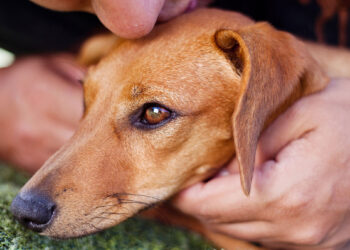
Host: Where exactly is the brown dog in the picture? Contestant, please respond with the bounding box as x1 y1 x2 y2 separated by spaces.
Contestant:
11 8 343 249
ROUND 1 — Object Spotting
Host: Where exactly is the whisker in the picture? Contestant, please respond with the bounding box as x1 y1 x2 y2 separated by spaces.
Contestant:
99 211 128 216
95 204 119 209
105 192 161 201
119 193 161 201
81 221 101 232
92 216 116 222
119 200 151 206
88 223 101 231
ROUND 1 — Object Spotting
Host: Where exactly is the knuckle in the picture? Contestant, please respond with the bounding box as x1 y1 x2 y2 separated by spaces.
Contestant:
195 204 220 223
290 225 327 246
279 192 311 215
173 193 202 217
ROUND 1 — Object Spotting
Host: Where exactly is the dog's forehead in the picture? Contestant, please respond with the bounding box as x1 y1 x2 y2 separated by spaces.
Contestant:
91 37 232 98
120 43 240 109
87 9 252 106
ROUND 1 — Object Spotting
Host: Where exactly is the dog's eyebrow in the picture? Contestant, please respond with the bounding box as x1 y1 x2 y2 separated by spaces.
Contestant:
131 85 145 98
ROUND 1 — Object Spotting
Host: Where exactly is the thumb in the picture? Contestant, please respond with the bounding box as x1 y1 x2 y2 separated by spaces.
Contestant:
92 0 165 38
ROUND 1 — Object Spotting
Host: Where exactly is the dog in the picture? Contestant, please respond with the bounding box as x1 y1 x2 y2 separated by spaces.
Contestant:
10 8 350 249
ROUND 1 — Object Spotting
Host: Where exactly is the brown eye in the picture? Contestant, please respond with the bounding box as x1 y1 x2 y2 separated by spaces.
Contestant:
144 106 171 125
132 103 176 129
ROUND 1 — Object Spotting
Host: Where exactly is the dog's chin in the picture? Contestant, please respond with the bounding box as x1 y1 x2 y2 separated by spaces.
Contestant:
39 202 161 239
40 212 131 239
40 221 120 239
40 229 99 240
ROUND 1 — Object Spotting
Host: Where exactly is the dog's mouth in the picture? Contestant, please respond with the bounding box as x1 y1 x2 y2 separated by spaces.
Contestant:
46 192 162 238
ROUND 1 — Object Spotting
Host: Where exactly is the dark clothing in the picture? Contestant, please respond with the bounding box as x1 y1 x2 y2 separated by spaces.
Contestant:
0 0 103 54
1 0 349 55
214 0 349 46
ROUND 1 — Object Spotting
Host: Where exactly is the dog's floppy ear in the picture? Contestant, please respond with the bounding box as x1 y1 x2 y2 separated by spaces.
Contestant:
78 34 122 66
215 23 329 195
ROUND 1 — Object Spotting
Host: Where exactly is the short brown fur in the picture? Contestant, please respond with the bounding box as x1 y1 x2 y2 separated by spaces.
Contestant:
17 8 349 249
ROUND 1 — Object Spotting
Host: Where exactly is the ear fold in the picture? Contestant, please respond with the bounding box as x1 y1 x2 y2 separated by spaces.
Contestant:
215 23 329 195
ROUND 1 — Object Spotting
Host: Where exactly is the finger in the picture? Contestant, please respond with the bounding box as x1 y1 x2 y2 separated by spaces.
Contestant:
208 221 275 242
92 0 165 38
257 98 317 165
172 173 264 223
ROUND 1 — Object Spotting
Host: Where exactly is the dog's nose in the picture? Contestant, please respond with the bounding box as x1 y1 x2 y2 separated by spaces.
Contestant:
11 191 56 232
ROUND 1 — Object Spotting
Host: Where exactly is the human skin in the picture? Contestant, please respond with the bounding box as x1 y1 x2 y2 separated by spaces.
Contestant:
30 0 212 39
172 79 350 249
0 54 84 173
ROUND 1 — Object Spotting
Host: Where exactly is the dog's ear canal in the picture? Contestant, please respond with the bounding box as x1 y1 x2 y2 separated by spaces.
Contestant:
215 23 329 196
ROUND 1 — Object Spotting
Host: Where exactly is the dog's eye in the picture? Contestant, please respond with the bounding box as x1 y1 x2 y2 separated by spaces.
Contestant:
144 107 170 124
142 106 171 125
132 103 175 129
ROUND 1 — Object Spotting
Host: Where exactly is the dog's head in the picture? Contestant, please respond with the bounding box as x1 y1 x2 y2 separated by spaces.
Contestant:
11 9 328 238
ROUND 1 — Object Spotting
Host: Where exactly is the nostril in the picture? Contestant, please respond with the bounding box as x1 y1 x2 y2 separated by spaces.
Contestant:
11 191 56 232
19 204 56 226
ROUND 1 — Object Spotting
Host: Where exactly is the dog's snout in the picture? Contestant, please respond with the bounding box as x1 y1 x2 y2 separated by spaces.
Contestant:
11 191 56 232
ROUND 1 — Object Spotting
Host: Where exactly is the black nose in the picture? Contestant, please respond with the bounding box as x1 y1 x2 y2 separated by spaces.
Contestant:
11 191 56 232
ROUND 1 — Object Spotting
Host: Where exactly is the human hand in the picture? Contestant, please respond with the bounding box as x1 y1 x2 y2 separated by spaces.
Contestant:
172 79 350 249
30 0 212 39
0 54 84 174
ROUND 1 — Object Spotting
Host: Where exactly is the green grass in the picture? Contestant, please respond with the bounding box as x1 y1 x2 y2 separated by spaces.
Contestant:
0 164 214 249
